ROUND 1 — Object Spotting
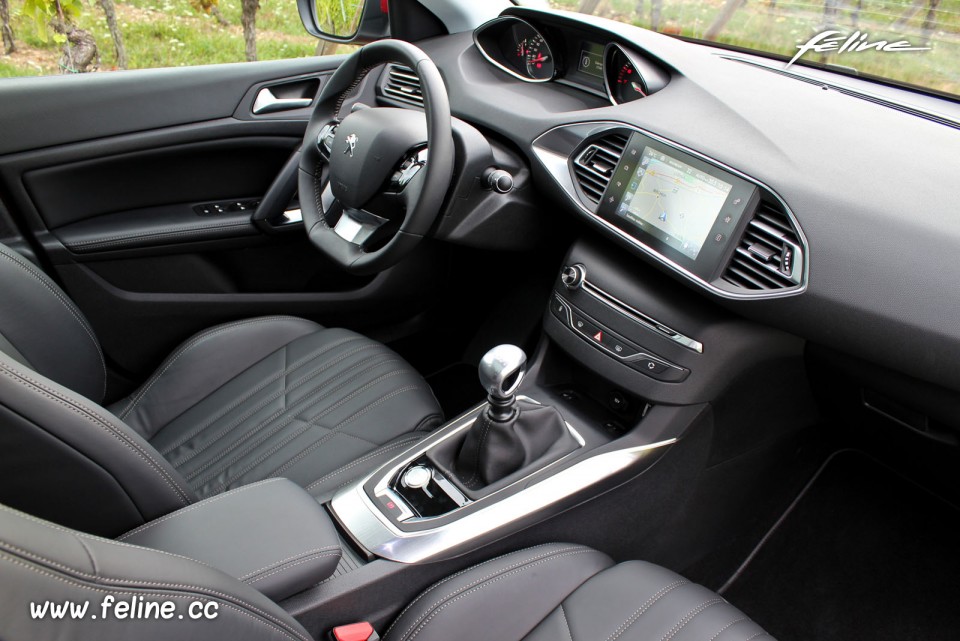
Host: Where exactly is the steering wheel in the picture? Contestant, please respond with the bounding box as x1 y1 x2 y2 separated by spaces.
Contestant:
298 40 455 275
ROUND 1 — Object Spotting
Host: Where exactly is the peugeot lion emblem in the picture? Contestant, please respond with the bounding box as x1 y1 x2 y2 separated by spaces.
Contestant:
344 133 358 157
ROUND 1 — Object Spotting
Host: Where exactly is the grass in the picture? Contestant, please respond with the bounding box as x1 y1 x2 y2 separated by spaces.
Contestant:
0 0 324 74
552 0 960 95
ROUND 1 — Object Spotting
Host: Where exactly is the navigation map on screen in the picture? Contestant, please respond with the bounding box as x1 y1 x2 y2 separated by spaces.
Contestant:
616 147 733 260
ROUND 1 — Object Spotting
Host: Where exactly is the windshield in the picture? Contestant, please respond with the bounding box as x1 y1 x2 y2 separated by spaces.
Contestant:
553 0 959 98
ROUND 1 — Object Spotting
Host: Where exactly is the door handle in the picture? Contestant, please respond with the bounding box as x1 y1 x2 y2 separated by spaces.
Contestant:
252 87 313 115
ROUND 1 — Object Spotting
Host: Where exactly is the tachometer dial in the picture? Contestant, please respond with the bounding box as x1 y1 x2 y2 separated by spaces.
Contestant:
615 62 648 102
603 43 668 105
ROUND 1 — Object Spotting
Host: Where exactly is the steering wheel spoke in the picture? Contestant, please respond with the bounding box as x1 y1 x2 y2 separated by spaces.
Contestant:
333 207 391 246
316 120 340 162
298 40 454 275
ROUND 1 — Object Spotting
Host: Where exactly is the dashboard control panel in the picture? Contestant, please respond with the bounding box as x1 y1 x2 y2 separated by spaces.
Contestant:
551 293 689 383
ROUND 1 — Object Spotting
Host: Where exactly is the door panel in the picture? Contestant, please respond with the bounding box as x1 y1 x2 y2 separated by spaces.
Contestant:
0 58 343 155
0 56 443 389
24 137 298 229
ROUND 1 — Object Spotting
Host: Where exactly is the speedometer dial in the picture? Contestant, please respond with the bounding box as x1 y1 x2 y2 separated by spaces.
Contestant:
521 34 555 81
474 17 557 83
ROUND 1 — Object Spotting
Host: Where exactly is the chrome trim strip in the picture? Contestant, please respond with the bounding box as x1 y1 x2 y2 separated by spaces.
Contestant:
580 281 704 353
555 294 686 372
473 17 556 84
370 397 587 519
531 121 810 301
331 431 676 564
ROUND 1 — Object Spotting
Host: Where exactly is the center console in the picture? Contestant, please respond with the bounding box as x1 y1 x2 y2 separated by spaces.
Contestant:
329 351 680 564
285 236 815 636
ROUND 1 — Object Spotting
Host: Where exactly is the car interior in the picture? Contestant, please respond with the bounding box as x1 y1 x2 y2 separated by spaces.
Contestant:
2 0 960 639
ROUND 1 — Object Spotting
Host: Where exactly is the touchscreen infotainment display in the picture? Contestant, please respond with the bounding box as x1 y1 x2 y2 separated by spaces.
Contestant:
594 131 759 281
616 147 732 261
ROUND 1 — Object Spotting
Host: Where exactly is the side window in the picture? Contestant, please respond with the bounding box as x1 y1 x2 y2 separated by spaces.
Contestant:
0 0 353 78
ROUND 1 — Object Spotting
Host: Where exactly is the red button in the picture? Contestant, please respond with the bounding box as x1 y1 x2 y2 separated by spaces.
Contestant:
333 622 374 641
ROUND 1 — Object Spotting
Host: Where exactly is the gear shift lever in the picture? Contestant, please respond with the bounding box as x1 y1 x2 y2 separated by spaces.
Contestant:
478 344 527 422
451 345 578 490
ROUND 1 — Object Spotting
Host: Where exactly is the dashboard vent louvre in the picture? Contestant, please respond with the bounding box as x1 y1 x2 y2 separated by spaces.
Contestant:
573 133 629 205
382 65 424 107
721 202 804 291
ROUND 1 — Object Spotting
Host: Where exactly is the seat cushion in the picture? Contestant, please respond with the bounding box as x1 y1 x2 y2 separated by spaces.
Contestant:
110 316 443 500
384 543 773 641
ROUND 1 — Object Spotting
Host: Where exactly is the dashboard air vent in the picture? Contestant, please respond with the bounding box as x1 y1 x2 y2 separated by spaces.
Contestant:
721 202 804 291
573 133 629 205
382 65 423 107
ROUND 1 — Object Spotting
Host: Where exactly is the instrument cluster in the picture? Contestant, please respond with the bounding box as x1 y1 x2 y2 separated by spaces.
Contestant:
473 17 669 104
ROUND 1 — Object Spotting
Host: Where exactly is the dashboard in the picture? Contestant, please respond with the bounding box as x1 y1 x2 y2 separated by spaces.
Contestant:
377 6 960 393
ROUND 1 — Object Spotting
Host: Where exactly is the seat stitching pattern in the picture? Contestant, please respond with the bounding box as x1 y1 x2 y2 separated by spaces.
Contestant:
744 632 773 640
245 552 342 585
188 369 414 489
660 599 725 641
0 247 107 400
1 540 298 627
65 220 251 247
606 578 689 641
559 604 575 641
74 535 99 576
181 358 408 477
0 552 310 641
0 362 191 505
402 550 595 641
260 384 421 482
168 351 395 468
382 544 584 640
158 336 366 453
0 505 211 566
238 546 341 581
117 478 285 540
163 346 391 466
305 435 423 491
392 548 594 641
205 383 420 493
707 616 751 641
117 316 309 420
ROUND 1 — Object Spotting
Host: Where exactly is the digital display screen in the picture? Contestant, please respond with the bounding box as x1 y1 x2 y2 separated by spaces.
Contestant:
615 147 733 260
594 132 759 281
576 41 605 78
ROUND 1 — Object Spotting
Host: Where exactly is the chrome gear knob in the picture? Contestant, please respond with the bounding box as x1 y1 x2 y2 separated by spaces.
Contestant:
479 345 527 421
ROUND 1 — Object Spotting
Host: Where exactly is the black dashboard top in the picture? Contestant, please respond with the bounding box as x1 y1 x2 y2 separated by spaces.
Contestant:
389 6 960 391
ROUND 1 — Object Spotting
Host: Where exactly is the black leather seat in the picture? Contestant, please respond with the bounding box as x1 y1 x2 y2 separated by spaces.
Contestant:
0 505 774 641
0 243 442 536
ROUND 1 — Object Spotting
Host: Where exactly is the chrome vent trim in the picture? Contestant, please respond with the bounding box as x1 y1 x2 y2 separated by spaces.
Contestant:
572 133 629 205
382 65 424 107
722 202 804 291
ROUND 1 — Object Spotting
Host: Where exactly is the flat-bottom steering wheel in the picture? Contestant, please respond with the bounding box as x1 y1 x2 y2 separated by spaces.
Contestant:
298 40 454 275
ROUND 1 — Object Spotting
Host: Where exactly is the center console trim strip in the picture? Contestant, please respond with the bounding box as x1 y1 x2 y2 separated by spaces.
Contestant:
330 400 676 563
579 279 704 353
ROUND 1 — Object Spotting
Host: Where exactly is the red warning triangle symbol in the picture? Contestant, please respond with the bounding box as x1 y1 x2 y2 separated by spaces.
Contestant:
593 331 603 342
